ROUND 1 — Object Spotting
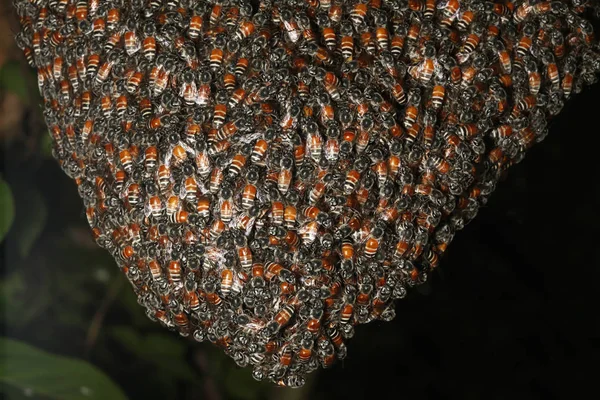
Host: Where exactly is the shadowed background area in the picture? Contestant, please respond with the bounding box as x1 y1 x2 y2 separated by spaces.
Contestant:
1 1 599 398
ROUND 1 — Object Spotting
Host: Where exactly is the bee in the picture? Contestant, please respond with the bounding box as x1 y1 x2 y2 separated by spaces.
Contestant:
220 269 234 296
119 149 133 173
493 2 513 17
116 95 127 118
187 14 204 40
170 144 189 166
209 162 224 194
157 164 171 193
173 312 190 335
235 21 255 41
106 8 120 31
236 240 253 271
52 56 63 81
209 219 226 240
272 304 295 331
228 153 247 178
298 13 317 44
142 34 157 61
212 90 228 127
457 10 475 31
320 18 337 51
278 155 293 195
197 196 211 219
561 58 575 99
168 260 181 284
516 23 536 57
324 127 340 162
404 103 419 129
359 30 376 56
270 201 284 226
166 195 180 218
179 69 198 106
542 51 560 91
127 183 141 207
551 30 565 59
281 104 301 131
344 169 361 194
209 40 225 71
458 29 482 63
525 59 541 95
430 84 445 110
350 3 367 26
235 57 250 76
491 125 513 140
251 138 268 164
147 195 163 219
184 176 198 204
242 173 258 210
515 126 536 149
124 25 140 56
340 303 354 324
308 43 332 65
307 129 323 163
494 40 512 74
219 184 233 224
322 71 341 101
339 22 354 61
419 44 436 85
209 3 222 26
280 9 301 43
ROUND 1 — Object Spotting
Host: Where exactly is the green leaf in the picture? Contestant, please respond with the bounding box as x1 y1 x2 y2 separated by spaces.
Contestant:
0 337 128 400
13 186 47 258
0 177 15 243
224 366 263 400
40 134 54 158
0 272 25 313
0 61 29 105
109 327 197 382
117 289 153 329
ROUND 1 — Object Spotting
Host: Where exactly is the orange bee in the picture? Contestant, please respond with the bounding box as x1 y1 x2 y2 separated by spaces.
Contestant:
220 269 234 296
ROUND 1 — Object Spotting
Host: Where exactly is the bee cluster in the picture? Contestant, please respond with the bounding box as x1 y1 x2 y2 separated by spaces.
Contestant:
14 0 600 387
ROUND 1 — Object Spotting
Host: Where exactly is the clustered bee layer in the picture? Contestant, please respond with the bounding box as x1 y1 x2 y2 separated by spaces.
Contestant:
14 0 600 387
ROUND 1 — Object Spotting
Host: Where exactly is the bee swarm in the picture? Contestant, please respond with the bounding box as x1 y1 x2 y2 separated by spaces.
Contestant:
14 0 600 387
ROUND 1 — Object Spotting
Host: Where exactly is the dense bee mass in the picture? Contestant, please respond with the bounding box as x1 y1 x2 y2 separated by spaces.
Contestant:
14 0 600 387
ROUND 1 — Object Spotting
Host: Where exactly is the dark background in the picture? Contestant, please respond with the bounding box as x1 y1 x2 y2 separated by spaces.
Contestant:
1 4 599 399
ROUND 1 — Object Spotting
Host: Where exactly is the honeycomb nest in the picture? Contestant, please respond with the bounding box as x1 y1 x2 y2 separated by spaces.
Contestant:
14 0 600 387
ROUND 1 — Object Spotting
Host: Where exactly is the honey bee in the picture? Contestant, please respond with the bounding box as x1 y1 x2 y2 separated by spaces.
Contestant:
179 68 197 106
124 23 140 56
220 269 234 296
419 44 436 85
187 14 204 40
168 260 182 284
516 23 536 57
127 183 141 207
278 155 293 195
236 237 253 270
525 59 541 95
271 201 285 226
339 22 354 61
280 8 301 43
349 3 367 26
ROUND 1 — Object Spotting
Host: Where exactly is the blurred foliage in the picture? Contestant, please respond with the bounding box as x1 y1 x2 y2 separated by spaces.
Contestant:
0 60 30 105
0 338 128 400
0 177 14 243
